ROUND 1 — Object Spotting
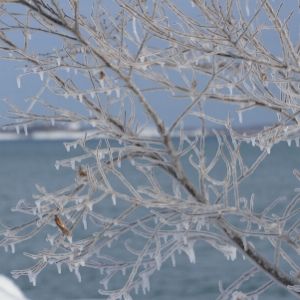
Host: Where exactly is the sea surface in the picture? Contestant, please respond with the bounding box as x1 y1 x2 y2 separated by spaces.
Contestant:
0 139 299 300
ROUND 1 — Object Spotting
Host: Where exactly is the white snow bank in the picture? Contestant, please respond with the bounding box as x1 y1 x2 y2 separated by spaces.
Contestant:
0 275 28 300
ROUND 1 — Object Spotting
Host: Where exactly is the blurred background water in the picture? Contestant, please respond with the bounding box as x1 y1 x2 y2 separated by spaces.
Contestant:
0 139 299 300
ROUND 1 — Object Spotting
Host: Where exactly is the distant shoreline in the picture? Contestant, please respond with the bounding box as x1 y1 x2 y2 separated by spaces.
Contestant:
0 123 271 141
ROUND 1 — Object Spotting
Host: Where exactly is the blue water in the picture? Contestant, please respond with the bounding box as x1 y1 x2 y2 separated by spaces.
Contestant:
0 139 299 300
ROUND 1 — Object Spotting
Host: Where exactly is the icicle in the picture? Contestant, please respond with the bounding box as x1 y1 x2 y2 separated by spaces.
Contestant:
132 17 141 42
205 220 210 230
183 243 196 264
67 235 73 243
78 94 83 103
51 118 55 126
74 266 82 282
220 244 237 261
112 194 116 206
115 88 120 98
140 273 150 294
218 280 224 293
295 138 300 147
123 293 133 300
55 161 60 170
98 151 103 160
87 201 93 211
228 247 237 261
68 263 73 272
122 268 126 276
23 124 28 136
35 199 41 213
287 139 292 147
155 254 162 270
28 271 37 286
245 0 250 16
277 112 281 122
183 221 189 230
82 213 87 230
16 76 21 88
105 234 113 247
250 194 254 212
237 110 243 123
39 71 44 81
63 92 69 99
134 283 139 294
90 91 95 99
64 143 71 152
171 253 176 267
79 260 85 267
56 57 61 66
232 291 248 300
56 262 62 274
250 137 255 146
47 234 55 246
15 125 20 135
101 277 108 290
70 159 76 170
10 243 15 254
117 160 121 168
